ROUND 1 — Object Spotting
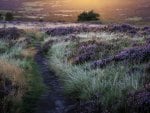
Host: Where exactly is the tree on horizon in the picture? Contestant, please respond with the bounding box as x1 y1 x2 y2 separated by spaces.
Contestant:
5 12 14 21
77 10 100 22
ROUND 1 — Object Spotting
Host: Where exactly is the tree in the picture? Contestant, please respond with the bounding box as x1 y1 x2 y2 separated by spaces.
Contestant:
78 10 100 22
5 12 14 21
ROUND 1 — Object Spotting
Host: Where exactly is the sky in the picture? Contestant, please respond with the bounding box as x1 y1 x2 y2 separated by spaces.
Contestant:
0 0 150 22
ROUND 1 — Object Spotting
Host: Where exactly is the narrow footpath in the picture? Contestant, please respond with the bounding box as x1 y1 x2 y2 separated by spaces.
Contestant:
34 44 76 113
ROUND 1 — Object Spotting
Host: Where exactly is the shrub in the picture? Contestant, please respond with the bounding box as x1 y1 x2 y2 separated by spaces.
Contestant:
78 10 100 22
0 13 3 20
5 12 14 21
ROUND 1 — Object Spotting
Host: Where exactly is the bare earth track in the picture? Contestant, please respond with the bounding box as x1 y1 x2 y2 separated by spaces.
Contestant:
34 44 76 113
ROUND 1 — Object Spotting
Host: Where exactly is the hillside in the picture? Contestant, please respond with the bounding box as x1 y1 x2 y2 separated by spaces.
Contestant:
0 23 149 113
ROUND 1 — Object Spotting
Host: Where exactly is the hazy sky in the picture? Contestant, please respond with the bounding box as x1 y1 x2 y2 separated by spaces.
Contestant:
0 0 149 10
0 0 149 21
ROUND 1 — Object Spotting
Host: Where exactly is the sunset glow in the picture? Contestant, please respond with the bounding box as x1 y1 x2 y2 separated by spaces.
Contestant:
0 0 149 22
56 0 127 9
67 0 101 9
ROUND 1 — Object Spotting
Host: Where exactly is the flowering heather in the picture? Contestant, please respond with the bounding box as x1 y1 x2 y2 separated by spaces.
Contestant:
0 27 24 40
45 25 106 36
46 27 78 36
66 99 101 113
70 40 115 64
45 24 150 37
145 63 150 75
127 88 150 113
143 64 150 85
108 24 135 32
146 38 150 44
64 34 80 42
0 75 12 112
91 44 150 68
104 24 150 36
140 27 150 36
69 37 139 64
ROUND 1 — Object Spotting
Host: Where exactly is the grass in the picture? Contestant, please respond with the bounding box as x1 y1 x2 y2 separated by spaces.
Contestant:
25 30 47 46
21 47 37 58
0 40 26 113
0 60 25 85
0 30 45 113
0 60 26 113
0 26 149 113
21 59 45 113
47 32 146 112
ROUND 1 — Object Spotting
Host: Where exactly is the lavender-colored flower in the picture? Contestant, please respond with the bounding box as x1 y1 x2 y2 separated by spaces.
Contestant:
0 27 23 40
45 24 150 37
46 26 93 36
78 44 97 54
73 51 96 64
127 88 150 113
91 57 114 68
91 44 150 69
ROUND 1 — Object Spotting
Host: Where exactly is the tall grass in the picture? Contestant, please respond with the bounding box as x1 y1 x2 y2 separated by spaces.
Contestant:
0 31 45 113
47 41 144 111
21 59 45 113
0 42 26 113
0 60 26 113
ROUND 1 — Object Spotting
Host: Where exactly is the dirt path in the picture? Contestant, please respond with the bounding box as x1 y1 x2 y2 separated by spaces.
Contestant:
34 44 76 113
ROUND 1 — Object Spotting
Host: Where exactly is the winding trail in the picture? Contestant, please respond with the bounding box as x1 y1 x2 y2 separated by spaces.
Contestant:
34 43 76 113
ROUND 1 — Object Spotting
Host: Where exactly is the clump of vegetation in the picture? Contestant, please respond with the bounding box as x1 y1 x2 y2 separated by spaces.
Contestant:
103 24 150 36
46 25 150 38
48 41 145 112
5 12 14 21
0 27 24 40
91 44 150 68
21 60 45 113
0 29 45 113
46 25 150 113
0 60 26 113
0 40 25 113
0 13 3 20
0 23 149 113
68 38 135 64
126 87 150 113
0 12 14 21
78 10 100 22
143 64 150 85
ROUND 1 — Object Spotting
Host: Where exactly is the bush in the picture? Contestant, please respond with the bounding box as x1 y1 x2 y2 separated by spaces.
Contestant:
0 13 3 20
78 10 100 22
5 12 14 21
